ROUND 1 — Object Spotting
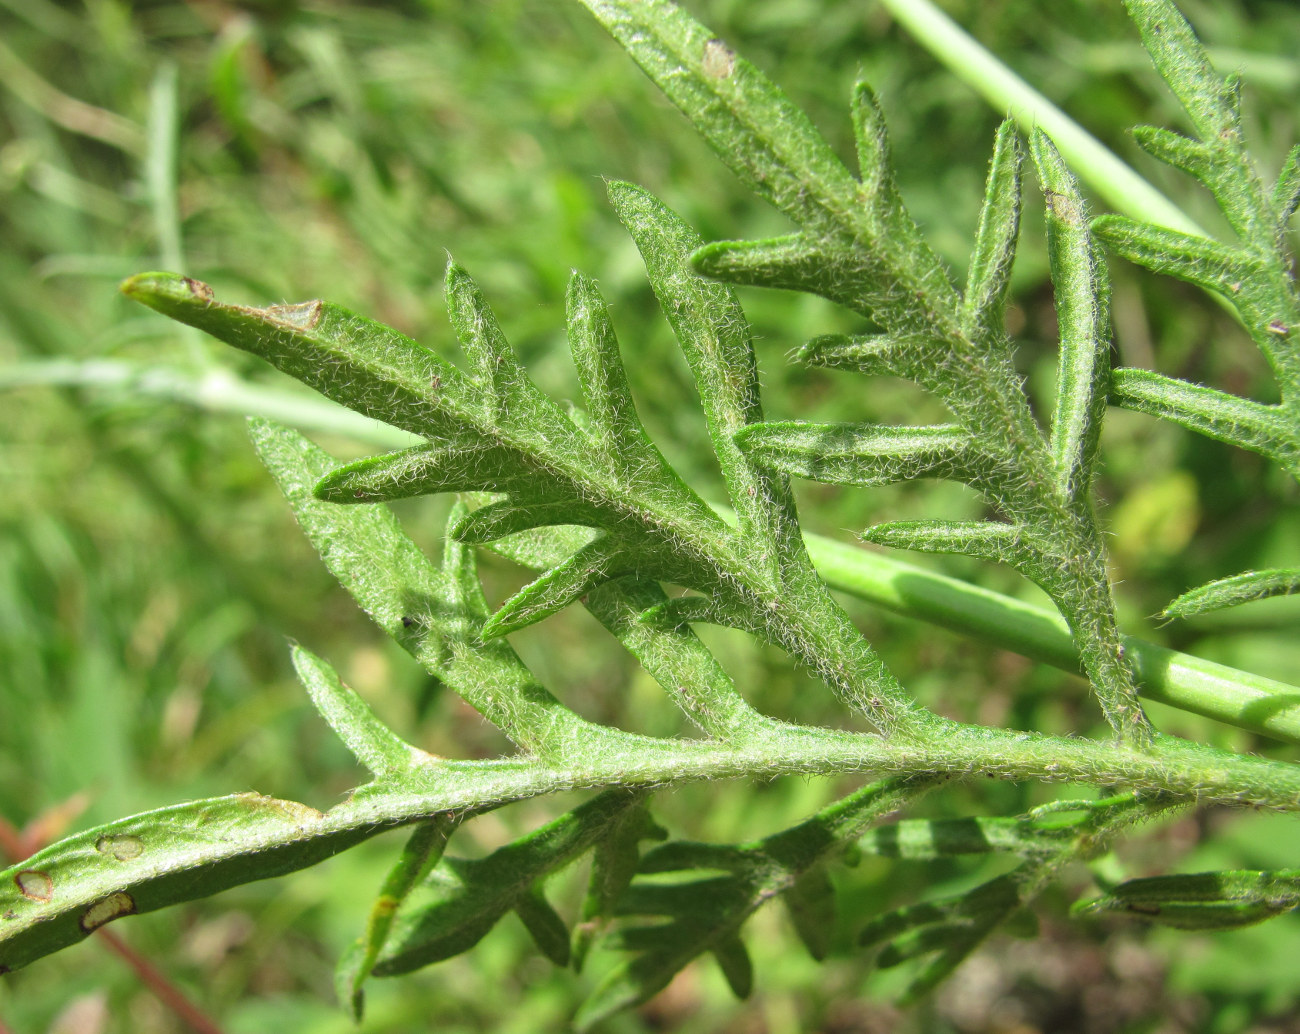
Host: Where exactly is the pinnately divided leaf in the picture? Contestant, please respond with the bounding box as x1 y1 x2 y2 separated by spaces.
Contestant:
857 792 1169 1002
371 789 648 977
13 1 1295 1026
576 775 940 1030
1096 0 1300 621
579 0 1152 743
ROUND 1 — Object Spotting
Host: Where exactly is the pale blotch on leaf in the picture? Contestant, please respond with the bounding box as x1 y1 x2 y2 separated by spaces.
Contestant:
233 792 325 824
14 869 54 902
702 38 736 79
79 892 137 933
1045 189 1083 225
95 834 145 862
263 300 325 332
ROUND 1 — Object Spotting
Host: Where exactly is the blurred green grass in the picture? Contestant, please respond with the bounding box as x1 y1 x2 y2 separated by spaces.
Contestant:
2 1 1300 1031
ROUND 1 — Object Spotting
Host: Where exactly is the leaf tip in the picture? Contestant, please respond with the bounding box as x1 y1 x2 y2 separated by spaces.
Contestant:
689 240 729 277
477 611 512 641
119 272 214 313
443 254 470 290
604 178 645 208
311 465 360 503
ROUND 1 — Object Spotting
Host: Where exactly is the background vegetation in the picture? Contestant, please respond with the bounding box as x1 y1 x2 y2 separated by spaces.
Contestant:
2 0 1299 1030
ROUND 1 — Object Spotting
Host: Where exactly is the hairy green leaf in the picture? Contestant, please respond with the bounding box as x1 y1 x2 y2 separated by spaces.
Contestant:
578 776 938 1028
313 439 555 503
867 873 1023 1002
483 536 649 640
1163 568 1300 619
1033 130 1111 500
711 933 754 999
291 645 431 780
1110 367 1300 475
963 119 1023 339
566 270 664 476
515 884 573 966
1091 216 1255 297
784 866 837 961
1132 125 1214 182
795 332 917 378
857 815 1068 862
450 498 606 544
862 520 1032 568
1273 145 1300 233
0 794 377 974
373 790 644 976
1123 0 1239 143
445 259 534 422
737 422 980 489
574 797 666 971
120 273 468 439
1075 869 1300 930
337 816 459 1019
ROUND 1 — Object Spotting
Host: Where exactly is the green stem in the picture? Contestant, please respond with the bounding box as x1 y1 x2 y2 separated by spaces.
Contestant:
6 716 1300 973
877 0 1204 236
806 533 1300 743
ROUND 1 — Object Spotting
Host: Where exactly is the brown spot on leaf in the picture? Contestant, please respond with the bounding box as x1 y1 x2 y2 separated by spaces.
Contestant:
182 277 214 302
15 869 53 902
702 39 736 79
1126 901 1162 916
1268 319 1289 335
95 834 144 861
80 892 136 932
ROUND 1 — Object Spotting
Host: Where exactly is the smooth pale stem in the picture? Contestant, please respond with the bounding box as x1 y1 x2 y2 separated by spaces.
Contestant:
6 362 1295 740
806 533 1300 743
145 61 205 363
0 359 415 450
877 0 1205 236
